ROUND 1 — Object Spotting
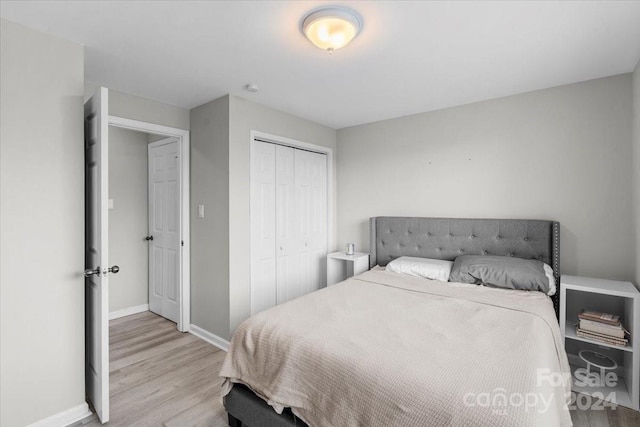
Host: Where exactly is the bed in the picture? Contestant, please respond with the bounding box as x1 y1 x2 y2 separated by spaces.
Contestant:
221 217 570 427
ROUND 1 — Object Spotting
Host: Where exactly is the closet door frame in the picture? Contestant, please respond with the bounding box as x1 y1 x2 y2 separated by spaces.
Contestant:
249 130 334 314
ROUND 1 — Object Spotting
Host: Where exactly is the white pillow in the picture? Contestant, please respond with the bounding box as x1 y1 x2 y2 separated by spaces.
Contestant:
543 262 557 296
386 256 454 281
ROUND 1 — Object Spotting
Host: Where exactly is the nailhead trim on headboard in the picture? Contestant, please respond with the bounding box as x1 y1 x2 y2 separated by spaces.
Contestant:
369 217 377 270
551 221 561 317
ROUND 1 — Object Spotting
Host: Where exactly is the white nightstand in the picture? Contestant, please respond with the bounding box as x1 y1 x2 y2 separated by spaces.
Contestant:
560 275 639 410
326 252 369 286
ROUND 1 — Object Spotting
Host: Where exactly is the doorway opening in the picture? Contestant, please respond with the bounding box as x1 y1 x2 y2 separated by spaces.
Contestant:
107 116 191 331
107 127 183 325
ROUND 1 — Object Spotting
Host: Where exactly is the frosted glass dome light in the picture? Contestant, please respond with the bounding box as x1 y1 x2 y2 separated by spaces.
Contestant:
302 7 362 53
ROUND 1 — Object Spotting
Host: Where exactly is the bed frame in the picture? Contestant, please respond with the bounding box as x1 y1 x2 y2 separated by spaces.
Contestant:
224 216 561 427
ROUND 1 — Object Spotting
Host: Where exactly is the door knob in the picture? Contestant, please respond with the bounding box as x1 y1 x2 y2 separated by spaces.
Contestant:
145 236 153 241
84 267 100 277
108 265 120 274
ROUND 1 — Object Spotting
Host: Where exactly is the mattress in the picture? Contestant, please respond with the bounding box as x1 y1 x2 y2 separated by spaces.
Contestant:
220 268 572 427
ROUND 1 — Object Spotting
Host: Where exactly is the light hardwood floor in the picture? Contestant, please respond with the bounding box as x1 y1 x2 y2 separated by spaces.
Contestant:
78 311 640 427
82 311 227 427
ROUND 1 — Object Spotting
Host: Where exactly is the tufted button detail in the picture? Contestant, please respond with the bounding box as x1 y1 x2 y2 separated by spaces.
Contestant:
447 233 453 238
482 251 488 255
523 237 529 242
470 235 475 239
437 248 442 252
538 255 543 260
459 249 464 254
426 232 431 237
496 235 502 240
509 253 514 257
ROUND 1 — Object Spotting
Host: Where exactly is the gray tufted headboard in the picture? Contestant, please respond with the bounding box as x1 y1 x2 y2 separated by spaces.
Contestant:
369 217 561 317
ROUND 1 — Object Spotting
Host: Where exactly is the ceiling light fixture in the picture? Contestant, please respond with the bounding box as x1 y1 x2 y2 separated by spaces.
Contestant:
302 7 362 54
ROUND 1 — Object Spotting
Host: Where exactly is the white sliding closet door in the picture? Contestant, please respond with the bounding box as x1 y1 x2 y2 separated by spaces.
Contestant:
295 150 327 296
275 145 298 304
250 141 277 314
250 140 328 315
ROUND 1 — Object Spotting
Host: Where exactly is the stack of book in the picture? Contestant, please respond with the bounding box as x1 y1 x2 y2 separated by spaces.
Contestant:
576 310 628 347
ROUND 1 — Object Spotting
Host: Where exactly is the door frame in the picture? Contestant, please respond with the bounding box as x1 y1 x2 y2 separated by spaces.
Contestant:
249 130 334 304
109 115 191 332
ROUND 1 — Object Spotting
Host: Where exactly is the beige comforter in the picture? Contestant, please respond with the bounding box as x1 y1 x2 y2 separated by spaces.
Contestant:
220 268 572 427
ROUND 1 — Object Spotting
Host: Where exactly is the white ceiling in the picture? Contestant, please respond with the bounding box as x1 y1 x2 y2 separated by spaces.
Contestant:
2 1 640 129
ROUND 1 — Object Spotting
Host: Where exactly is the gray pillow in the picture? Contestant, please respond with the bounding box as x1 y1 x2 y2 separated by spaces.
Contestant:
449 255 550 293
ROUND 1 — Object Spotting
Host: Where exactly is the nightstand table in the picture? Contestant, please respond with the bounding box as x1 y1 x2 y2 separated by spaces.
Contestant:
326 252 369 286
560 275 639 410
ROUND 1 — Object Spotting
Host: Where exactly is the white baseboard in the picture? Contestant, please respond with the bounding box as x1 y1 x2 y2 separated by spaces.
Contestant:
26 402 92 427
109 304 149 320
189 324 230 352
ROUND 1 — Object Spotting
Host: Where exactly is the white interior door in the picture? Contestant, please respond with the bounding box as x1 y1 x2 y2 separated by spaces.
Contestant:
250 140 328 313
308 151 328 290
250 141 277 314
275 145 298 304
148 139 180 323
84 87 110 423
295 150 311 296
295 150 327 295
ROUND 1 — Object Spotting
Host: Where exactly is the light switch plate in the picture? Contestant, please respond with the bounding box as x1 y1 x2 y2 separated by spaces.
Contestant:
198 204 205 218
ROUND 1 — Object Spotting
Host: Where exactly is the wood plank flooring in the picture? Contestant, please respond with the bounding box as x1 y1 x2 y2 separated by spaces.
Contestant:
570 399 640 427
78 311 640 427
82 311 227 427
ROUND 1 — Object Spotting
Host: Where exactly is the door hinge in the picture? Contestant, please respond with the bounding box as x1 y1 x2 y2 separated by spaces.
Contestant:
181 240 184 247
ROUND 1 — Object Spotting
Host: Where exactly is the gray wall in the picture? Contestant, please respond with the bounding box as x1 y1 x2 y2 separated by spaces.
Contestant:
337 74 634 282
228 96 337 334
85 82 190 130
0 19 85 426
109 127 149 313
634 60 640 287
190 95 230 338
189 95 337 339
